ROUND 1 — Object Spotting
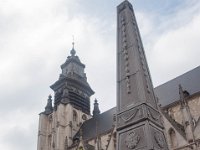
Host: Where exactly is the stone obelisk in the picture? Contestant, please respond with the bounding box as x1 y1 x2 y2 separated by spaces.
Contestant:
116 1 168 149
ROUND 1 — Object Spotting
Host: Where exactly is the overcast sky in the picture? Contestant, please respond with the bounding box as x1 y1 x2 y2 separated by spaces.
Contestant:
0 0 200 149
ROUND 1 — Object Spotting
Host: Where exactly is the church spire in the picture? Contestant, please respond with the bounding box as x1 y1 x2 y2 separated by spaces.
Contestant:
116 1 168 149
93 99 100 117
44 95 53 115
51 41 94 114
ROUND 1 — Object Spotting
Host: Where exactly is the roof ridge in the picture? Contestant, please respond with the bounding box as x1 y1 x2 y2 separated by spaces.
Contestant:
99 107 116 115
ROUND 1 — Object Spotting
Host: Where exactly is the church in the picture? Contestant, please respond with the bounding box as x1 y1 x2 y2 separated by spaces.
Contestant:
37 1 200 150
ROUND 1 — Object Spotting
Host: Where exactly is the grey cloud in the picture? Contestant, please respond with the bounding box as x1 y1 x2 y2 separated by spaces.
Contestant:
1 122 37 150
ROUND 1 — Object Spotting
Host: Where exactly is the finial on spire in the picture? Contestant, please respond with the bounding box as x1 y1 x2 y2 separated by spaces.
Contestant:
179 84 183 97
179 84 187 107
48 94 52 100
44 94 53 115
70 35 76 56
93 98 100 117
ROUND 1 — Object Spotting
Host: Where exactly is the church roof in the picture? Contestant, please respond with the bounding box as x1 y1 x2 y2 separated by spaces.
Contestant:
75 107 116 141
154 66 200 107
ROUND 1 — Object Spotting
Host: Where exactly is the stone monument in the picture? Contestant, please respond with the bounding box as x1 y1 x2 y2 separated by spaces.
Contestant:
116 1 169 149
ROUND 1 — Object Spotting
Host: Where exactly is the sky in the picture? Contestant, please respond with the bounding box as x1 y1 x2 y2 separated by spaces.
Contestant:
0 0 200 149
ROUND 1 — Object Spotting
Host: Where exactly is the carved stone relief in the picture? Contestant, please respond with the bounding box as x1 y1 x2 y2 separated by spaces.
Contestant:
118 125 146 150
121 108 139 123
154 132 164 148
131 15 151 94
147 108 158 119
146 106 162 127
125 132 140 149
117 106 143 128
121 16 131 94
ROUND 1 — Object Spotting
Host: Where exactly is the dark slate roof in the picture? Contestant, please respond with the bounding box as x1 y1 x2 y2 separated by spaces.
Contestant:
154 66 200 107
75 107 116 140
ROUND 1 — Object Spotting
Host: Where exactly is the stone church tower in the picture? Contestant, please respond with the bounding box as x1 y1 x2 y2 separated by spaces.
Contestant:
37 44 94 150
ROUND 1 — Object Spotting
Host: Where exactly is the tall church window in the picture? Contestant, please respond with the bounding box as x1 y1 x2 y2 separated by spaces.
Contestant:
168 128 178 148
48 135 52 149
65 136 68 149
73 110 78 122
48 115 53 137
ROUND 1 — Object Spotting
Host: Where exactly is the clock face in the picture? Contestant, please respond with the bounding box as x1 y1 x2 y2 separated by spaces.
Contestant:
82 114 87 120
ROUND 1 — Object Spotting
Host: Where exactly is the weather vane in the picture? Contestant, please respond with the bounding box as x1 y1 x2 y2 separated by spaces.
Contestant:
72 35 75 49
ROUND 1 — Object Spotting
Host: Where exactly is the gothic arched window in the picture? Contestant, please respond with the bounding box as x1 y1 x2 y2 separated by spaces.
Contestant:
168 128 178 148
48 134 52 149
73 110 78 122
65 136 68 149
